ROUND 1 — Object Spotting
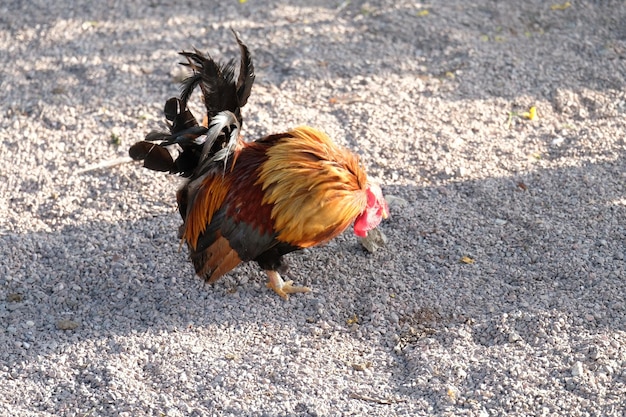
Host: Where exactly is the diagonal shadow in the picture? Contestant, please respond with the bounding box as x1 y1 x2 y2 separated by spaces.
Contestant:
2 153 624 414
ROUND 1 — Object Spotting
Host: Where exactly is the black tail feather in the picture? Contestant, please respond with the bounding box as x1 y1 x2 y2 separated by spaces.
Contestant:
179 50 239 123
128 141 176 173
129 97 207 177
130 31 255 178
234 30 255 108
179 30 255 126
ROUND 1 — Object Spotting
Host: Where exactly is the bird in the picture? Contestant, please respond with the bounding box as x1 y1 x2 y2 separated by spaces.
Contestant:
129 31 388 299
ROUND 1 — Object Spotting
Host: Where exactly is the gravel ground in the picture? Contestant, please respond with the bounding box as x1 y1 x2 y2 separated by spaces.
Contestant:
1 0 625 416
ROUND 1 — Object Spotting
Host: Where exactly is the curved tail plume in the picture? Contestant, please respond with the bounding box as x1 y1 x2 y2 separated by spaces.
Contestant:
129 31 255 178
179 30 255 126
129 97 207 177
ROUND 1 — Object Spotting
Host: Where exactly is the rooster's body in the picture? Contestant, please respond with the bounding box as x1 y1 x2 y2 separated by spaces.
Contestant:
130 32 388 299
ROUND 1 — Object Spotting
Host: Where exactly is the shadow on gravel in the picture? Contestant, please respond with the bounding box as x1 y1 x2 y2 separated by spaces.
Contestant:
2 153 623 412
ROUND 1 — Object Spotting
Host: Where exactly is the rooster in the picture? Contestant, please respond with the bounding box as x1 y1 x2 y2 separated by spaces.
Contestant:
130 32 388 299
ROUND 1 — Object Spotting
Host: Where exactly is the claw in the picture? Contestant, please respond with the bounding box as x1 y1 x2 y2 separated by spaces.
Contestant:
265 270 311 300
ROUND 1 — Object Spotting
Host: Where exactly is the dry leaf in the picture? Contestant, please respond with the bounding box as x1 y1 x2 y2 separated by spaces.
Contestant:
551 2 571 11
521 106 537 120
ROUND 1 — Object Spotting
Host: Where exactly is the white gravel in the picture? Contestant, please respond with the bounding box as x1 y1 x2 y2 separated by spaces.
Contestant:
1 0 625 416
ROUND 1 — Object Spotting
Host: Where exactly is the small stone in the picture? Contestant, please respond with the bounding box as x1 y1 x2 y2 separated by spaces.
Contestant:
588 346 601 360
571 361 584 377
310 327 323 336
351 362 372 371
56 319 79 330
385 195 408 209
551 137 565 146
508 331 521 343
6 293 23 302
360 227 388 253
389 312 399 324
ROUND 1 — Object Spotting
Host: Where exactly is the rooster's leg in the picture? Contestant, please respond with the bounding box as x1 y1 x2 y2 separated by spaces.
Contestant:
265 270 311 300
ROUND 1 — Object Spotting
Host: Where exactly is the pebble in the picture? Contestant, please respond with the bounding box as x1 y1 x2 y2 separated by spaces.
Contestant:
360 227 388 253
508 331 521 343
551 137 565 146
571 361 584 377
384 195 409 209
56 320 79 331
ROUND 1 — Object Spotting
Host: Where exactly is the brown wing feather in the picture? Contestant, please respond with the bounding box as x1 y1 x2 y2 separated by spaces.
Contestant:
191 233 242 283
182 174 230 250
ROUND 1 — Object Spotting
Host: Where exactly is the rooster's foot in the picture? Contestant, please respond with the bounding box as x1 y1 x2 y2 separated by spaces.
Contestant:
265 270 311 300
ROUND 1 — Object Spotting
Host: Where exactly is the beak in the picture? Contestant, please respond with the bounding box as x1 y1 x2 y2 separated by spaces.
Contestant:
381 202 389 219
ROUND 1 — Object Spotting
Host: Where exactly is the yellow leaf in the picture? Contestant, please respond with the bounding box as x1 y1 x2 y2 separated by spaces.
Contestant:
417 10 429 16
551 2 571 11
521 106 537 120
460 256 475 264
347 314 359 325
